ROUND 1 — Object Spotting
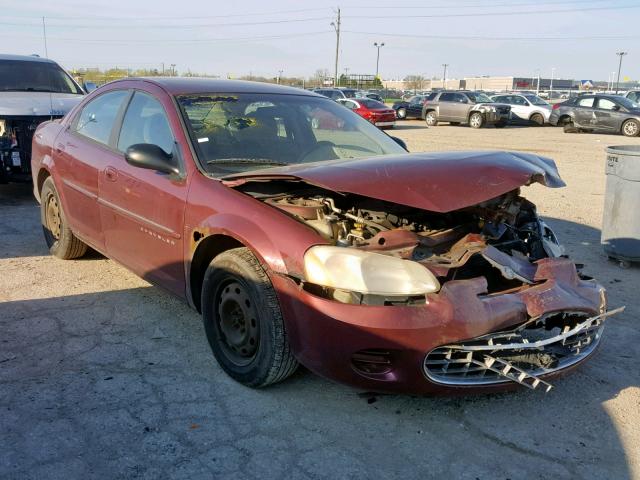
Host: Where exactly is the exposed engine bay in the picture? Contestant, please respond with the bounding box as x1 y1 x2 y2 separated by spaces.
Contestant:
263 186 565 295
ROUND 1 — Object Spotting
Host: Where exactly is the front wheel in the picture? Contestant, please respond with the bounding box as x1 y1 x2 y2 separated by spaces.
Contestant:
622 119 640 137
201 247 298 387
425 111 438 126
40 177 87 259
469 112 484 128
396 107 406 119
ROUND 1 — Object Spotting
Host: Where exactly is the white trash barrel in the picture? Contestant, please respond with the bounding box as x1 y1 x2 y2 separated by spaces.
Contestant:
602 145 640 264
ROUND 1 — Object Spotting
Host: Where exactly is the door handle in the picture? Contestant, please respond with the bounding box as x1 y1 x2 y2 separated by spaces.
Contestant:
104 166 118 182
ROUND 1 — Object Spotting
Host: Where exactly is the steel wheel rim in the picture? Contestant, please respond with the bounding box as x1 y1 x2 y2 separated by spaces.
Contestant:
398 108 406 118
624 121 638 136
45 194 62 240
216 280 260 366
470 114 482 127
426 112 436 125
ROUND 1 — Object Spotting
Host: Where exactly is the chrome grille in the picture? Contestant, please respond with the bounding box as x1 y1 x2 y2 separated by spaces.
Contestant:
423 308 623 390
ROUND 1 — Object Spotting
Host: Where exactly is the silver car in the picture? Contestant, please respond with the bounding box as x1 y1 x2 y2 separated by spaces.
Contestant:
491 93 551 126
1 54 84 183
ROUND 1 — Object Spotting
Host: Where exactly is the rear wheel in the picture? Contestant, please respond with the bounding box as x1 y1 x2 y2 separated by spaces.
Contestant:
396 107 406 119
530 113 544 126
622 119 640 137
469 112 484 129
425 111 438 127
201 247 298 387
40 177 87 259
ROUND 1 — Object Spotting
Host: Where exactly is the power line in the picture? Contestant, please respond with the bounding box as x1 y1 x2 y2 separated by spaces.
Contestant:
343 30 640 41
342 0 613 9
0 16 332 28
344 4 640 19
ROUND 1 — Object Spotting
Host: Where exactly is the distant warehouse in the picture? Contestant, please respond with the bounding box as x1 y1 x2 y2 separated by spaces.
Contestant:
463 76 575 91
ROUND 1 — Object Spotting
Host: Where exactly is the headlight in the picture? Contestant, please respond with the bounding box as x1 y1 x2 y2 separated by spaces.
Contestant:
303 246 440 296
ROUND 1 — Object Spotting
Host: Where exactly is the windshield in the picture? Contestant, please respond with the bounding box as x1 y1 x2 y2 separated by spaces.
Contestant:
177 93 406 176
0 60 82 94
465 92 493 103
524 95 549 106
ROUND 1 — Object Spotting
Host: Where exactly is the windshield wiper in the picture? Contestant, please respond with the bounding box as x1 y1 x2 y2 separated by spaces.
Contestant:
207 158 288 166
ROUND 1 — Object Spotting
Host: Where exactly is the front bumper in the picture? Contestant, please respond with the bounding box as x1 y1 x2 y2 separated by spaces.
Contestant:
484 111 511 124
272 258 609 394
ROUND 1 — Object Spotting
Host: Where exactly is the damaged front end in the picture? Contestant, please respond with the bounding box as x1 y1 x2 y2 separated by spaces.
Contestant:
233 172 620 391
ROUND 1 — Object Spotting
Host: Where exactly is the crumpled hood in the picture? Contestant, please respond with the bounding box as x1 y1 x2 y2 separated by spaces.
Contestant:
0 92 83 116
223 150 565 213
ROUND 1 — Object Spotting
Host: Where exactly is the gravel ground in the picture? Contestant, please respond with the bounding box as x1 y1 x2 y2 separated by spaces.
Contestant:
1 123 639 479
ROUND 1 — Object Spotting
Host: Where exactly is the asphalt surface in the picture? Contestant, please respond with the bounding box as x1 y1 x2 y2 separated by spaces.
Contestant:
1 123 639 479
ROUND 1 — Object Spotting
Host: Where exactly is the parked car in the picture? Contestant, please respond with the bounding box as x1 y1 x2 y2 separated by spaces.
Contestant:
392 93 437 120
312 88 346 100
32 78 617 394
423 91 511 128
337 88 358 98
356 91 383 102
491 93 551 125
337 97 396 128
625 90 640 103
549 94 640 137
0 54 84 183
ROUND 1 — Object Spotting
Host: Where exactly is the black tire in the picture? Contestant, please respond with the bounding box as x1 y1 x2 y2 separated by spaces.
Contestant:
621 119 640 137
40 177 87 259
449 122 461 126
530 113 544 126
201 247 298 387
425 111 438 126
396 107 406 119
469 112 484 129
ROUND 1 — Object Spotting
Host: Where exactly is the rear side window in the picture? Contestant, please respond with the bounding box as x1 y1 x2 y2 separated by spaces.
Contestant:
577 97 595 108
440 93 456 102
596 98 618 111
426 92 438 101
117 91 175 155
74 90 129 145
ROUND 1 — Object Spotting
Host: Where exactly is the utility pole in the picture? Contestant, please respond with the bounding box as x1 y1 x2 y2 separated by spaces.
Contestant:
161 63 165 75
536 72 540 95
170 64 176 76
550 67 555 97
442 64 448 88
374 42 385 77
42 17 48 58
331 8 341 88
277 70 283 84
615 51 627 94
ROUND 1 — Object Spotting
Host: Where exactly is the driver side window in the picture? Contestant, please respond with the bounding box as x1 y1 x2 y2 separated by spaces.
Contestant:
117 92 175 155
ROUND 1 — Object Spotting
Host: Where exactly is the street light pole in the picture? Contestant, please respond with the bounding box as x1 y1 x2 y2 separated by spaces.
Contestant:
277 70 283 84
374 42 385 77
615 51 627 94
550 67 555 97
442 64 448 88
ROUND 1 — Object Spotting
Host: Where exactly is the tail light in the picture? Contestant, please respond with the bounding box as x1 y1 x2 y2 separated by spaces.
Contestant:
552 103 561 110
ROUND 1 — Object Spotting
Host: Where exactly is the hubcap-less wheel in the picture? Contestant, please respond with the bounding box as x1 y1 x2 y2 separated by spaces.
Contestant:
531 113 544 126
623 120 639 137
217 280 259 366
45 195 62 240
425 112 437 126
470 113 483 128
397 108 406 119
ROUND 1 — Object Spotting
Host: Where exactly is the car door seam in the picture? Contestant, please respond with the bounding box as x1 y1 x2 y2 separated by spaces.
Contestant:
97 197 181 239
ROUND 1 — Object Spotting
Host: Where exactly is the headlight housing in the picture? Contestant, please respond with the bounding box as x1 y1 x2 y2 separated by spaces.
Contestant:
303 246 440 296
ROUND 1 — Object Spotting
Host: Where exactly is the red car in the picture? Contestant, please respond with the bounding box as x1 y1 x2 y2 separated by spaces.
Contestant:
31 78 618 394
337 97 396 129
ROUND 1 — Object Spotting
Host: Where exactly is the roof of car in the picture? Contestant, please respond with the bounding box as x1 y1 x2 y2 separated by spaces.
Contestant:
0 53 58 64
113 77 321 96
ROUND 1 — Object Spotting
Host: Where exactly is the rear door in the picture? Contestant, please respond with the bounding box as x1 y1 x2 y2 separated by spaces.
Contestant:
98 89 189 295
574 96 596 127
508 95 531 121
57 89 131 251
593 97 624 131
441 93 468 121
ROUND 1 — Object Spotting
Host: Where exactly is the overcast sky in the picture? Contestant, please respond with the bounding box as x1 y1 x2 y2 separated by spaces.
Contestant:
2 0 638 81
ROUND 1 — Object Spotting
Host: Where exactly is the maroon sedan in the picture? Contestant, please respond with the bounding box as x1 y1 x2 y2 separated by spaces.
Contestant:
31 78 618 394
337 97 396 129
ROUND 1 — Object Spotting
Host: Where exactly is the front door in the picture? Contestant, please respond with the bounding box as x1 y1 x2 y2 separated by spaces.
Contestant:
57 89 130 251
593 97 623 132
98 90 189 296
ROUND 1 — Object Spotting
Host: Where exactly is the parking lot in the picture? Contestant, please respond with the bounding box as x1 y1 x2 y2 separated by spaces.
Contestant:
1 123 639 479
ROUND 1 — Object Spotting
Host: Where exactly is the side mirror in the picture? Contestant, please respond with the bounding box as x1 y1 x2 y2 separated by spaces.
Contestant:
125 143 179 175
389 136 408 151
